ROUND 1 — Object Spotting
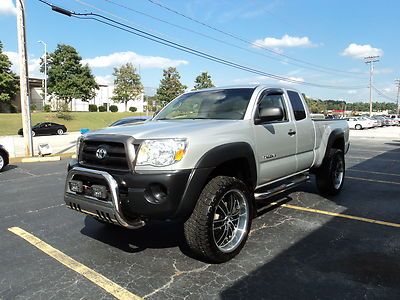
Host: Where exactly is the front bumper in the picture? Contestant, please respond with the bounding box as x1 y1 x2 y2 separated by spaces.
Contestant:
64 165 194 228
65 167 145 229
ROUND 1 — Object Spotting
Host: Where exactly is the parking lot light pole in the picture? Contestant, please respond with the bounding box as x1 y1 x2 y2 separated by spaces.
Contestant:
38 40 47 107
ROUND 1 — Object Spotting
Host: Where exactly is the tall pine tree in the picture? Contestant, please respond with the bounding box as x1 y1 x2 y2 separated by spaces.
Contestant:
193 71 214 90
112 63 143 112
156 67 186 106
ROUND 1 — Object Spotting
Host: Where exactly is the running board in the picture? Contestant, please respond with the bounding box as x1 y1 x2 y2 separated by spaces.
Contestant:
254 174 310 200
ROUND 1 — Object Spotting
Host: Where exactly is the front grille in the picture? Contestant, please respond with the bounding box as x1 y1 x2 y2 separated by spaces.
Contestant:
80 140 129 170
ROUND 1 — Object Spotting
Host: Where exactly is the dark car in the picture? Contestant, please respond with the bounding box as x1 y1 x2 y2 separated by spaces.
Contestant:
109 116 151 127
18 122 67 137
0 144 9 172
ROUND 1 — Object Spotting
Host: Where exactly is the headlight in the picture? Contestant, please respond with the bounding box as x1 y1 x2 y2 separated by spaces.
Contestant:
76 136 83 156
136 139 188 167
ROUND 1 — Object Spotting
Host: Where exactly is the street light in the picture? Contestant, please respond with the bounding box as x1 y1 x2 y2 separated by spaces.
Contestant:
38 40 47 108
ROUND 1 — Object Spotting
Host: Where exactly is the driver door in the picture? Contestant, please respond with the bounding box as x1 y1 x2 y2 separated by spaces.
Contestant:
253 89 297 186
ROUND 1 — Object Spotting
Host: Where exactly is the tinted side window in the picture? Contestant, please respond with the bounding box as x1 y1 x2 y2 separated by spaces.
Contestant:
287 91 306 121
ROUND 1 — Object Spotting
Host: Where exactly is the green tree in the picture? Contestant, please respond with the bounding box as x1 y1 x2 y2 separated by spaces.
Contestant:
42 44 98 110
112 63 143 112
0 41 18 105
193 71 214 90
156 67 186 106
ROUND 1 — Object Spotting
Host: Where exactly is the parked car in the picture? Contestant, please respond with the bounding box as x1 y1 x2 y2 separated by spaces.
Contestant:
371 116 384 127
65 85 349 263
0 144 9 172
346 117 373 130
109 116 151 127
18 122 67 137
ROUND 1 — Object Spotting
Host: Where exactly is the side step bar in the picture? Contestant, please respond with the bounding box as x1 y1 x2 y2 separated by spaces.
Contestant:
254 174 310 200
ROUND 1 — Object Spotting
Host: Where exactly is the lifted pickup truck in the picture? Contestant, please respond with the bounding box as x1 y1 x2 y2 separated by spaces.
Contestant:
65 85 349 262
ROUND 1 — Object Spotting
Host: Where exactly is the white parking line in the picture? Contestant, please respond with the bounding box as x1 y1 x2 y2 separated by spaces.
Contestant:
347 169 400 177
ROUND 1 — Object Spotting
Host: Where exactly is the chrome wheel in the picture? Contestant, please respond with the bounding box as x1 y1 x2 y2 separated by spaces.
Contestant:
333 157 344 189
0 155 4 170
212 189 249 253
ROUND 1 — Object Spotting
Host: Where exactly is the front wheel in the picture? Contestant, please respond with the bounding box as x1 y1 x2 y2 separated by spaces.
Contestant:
355 124 362 130
57 128 64 135
315 149 345 196
184 176 253 263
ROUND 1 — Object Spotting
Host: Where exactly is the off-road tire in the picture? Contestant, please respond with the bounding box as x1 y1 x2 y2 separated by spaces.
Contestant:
316 149 345 196
183 176 253 263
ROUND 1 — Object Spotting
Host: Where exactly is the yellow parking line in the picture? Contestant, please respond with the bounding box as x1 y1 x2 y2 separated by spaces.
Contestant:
347 176 400 185
280 204 400 228
8 227 142 300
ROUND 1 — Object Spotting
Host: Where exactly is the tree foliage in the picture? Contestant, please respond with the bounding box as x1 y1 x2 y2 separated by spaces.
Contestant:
0 41 18 104
193 71 215 90
112 63 143 111
42 44 98 109
156 67 186 106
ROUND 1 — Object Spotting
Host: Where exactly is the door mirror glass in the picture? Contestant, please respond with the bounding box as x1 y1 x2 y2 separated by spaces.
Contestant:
259 107 284 123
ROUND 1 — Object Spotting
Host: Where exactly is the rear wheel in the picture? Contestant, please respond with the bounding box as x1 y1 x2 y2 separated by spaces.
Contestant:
0 152 5 172
57 128 64 135
316 149 345 196
184 176 253 263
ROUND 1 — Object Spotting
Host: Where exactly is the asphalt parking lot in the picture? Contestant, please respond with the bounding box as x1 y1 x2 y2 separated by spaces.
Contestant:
0 135 399 299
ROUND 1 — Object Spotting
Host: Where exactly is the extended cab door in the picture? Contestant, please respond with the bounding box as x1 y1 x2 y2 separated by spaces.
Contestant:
286 90 315 172
253 89 297 186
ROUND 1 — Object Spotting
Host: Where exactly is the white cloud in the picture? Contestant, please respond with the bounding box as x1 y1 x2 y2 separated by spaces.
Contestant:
253 34 316 49
347 90 357 94
5 51 42 77
341 43 383 59
0 0 16 15
82 51 188 69
95 75 113 86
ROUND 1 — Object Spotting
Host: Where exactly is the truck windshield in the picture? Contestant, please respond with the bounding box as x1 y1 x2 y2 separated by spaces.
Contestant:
154 88 255 120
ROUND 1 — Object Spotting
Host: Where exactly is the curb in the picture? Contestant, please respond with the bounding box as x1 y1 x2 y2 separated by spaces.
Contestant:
9 153 76 164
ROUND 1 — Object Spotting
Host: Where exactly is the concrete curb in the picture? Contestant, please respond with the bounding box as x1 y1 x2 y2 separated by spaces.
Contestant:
9 152 76 164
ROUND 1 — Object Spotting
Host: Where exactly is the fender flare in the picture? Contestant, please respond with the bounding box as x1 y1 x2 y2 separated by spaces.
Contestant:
174 142 257 220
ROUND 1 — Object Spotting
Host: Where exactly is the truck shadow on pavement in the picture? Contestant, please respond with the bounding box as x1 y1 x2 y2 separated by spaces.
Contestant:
81 216 191 255
220 148 400 298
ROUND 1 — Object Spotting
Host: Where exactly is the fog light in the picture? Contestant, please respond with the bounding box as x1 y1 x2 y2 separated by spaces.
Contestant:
91 185 107 199
69 180 83 193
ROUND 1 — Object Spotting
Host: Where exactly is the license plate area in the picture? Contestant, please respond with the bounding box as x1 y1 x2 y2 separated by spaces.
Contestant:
69 174 110 201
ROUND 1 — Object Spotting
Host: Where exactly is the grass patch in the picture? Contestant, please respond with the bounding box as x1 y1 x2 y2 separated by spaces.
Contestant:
0 112 150 136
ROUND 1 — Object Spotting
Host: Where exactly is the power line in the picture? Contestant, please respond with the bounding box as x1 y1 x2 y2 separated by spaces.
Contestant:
364 56 379 116
145 0 365 76
99 0 365 79
371 85 396 102
38 0 367 90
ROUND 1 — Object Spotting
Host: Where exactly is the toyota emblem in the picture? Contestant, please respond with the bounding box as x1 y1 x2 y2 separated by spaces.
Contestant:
96 147 107 160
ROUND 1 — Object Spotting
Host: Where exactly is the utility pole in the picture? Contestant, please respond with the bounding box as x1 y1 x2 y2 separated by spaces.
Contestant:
395 79 400 116
16 0 33 156
38 40 47 107
364 56 380 117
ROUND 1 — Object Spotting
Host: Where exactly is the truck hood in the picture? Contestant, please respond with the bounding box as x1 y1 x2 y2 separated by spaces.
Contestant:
87 119 246 140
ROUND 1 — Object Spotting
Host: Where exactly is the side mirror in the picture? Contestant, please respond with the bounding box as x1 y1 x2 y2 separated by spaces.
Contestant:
255 107 283 124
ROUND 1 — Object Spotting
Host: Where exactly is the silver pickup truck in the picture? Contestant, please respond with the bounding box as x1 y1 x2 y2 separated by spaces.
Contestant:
65 85 349 262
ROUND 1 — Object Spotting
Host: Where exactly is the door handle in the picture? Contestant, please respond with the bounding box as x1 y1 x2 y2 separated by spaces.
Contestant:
288 130 296 136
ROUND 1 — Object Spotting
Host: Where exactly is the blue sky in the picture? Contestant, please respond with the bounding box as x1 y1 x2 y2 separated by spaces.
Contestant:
0 0 398 102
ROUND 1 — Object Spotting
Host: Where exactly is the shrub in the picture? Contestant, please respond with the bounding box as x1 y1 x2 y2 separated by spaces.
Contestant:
110 105 118 112
56 111 73 121
129 106 137 112
43 104 51 112
30 104 37 111
98 105 107 112
89 104 98 112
